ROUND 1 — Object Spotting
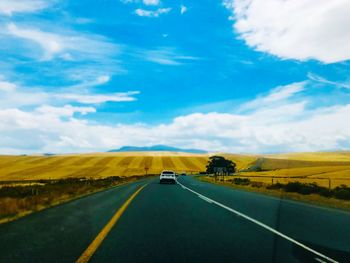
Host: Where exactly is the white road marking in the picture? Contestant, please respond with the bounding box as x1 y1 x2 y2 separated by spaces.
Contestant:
198 195 213 204
315 257 328 263
177 181 338 263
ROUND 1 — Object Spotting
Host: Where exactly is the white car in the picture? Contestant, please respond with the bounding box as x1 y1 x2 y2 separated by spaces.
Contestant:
159 170 177 184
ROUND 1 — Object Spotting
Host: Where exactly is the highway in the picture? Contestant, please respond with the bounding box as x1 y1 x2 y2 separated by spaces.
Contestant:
0 176 349 263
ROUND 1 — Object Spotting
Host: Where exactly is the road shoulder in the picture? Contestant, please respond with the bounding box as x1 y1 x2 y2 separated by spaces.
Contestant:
195 176 350 212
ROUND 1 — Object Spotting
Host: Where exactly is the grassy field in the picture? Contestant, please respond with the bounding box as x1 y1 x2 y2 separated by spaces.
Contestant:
0 152 211 181
0 152 258 181
237 152 350 188
263 151 350 162
0 151 349 188
0 176 141 224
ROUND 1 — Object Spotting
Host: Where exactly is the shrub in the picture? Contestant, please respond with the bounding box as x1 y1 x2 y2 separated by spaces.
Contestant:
251 182 263 188
319 188 332 198
283 182 325 195
333 185 350 200
232 178 250 185
267 183 283 190
284 182 304 193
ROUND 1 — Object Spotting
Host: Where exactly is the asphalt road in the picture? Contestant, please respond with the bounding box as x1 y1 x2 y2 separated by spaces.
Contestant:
1 176 349 263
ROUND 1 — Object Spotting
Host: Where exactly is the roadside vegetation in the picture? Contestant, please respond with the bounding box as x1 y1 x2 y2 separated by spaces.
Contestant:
206 155 236 174
199 176 350 211
202 154 350 211
239 155 350 188
231 178 350 200
0 176 148 224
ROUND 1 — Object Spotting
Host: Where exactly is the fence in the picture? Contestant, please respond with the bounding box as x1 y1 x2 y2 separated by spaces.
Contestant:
219 175 350 189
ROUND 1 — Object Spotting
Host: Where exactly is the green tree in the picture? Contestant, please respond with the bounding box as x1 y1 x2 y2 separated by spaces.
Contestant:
206 156 236 175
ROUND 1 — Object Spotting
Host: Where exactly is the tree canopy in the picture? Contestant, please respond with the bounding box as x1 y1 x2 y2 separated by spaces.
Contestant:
206 156 236 175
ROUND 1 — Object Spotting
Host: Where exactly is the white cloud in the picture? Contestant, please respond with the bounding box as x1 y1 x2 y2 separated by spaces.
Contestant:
95 75 111 85
0 76 139 107
143 0 160 6
135 8 171 17
0 76 17 92
1 81 350 154
121 0 160 6
180 5 187 14
0 81 16 92
0 0 50 15
36 105 96 117
7 23 63 59
2 22 123 86
308 73 350 90
56 91 139 104
5 23 119 61
240 82 305 111
66 66 125 85
141 47 198 65
0 89 48 109
224 0 350 63
52 74 112 92
120 0 136 4
75 18 94 24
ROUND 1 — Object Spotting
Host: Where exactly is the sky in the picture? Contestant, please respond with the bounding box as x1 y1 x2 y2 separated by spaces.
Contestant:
0 0 350 154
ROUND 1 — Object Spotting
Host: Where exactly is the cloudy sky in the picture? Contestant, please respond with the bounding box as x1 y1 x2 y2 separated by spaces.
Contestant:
1 0 350 154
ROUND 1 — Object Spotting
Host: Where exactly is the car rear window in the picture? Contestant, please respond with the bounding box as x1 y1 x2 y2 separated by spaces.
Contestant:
162 171 174 175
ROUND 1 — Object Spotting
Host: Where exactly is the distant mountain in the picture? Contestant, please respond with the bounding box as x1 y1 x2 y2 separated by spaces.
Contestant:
108 145 207 154
43 153 55 156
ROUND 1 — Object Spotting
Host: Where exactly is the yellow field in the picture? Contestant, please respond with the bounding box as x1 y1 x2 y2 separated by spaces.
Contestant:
220 153 257 170
263 151 350 162
1 151 350 187
242 166 350 178
238 152 350 188
0 152 209 181
0 151 259 181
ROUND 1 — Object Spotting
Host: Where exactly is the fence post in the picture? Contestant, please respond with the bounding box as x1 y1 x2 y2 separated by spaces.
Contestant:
271 178 274 185
328 178 331 189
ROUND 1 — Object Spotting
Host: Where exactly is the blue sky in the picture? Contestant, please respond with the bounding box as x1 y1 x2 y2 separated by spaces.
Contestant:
0 0 350 154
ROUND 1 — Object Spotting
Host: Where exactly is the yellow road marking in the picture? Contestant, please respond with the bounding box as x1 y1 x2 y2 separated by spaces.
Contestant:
76 184 148 263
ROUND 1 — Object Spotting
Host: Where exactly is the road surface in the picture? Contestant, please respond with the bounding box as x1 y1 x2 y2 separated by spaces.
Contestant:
0 176 349 263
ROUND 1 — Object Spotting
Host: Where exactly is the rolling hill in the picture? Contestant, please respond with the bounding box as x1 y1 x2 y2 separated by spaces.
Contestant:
0 152 209 181
108 145 208 154
0 151 349 188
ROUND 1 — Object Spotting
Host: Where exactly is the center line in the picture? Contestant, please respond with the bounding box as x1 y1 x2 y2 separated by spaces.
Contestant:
76 184 148 263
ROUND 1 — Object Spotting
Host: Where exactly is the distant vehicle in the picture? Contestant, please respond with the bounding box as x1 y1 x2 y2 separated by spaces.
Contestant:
181 172 186 176
160 170 177 184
